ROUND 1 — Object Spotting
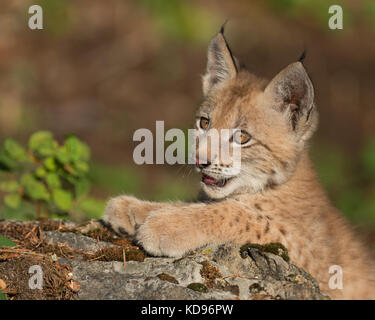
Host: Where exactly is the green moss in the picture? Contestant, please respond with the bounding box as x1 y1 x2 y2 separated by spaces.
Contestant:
187 283 208 293
239 244 251 258
240 242 290 262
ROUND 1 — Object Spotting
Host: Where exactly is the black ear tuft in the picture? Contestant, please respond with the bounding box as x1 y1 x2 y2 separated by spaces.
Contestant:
220 20 229 35
298 47 307 64
202 27 238 96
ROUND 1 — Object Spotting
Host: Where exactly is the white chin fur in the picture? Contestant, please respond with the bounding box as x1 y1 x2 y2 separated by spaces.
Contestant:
200 170 275 199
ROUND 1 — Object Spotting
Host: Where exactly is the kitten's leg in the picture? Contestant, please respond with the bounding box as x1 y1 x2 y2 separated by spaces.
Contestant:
136 200 286 257
103 195 183 236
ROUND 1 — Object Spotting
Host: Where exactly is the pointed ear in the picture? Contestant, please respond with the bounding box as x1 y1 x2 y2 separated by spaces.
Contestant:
202 32 238 96
264 62 315 133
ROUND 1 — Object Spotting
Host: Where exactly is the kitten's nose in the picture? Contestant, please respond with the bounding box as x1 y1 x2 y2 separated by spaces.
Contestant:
195 157 211 169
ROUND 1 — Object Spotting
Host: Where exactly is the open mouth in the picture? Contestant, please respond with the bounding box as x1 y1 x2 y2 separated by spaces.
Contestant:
201 174 233 188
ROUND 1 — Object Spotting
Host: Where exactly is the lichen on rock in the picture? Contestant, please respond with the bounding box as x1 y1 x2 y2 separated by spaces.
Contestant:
240 242 290 262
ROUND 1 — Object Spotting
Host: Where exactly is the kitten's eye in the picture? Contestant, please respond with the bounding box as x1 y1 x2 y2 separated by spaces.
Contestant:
233 130 251 145
199 117 210 130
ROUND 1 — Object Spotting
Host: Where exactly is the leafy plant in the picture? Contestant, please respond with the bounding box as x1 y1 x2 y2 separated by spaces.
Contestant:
0 235 16 300
0 235 16 247
0 131 104 220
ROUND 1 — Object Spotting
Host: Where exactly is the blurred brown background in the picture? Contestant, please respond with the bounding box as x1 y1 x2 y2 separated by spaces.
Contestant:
0 0 375 236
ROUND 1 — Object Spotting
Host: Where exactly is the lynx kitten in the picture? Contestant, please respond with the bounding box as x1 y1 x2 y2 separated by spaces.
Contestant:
104 29 375 299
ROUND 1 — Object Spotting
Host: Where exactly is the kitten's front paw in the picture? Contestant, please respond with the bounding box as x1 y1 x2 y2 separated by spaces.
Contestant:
136 212 200 258
103 195 144 236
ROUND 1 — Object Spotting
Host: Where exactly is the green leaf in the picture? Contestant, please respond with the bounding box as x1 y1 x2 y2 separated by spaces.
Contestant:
45 173 61 189
29 131 56 157
74 160 89 174
0 149 17 170
59 168 76 184
0 289 6 300
0 180 19 192
20 173 50 201
35 167 47 178
44 157 57 171
63 164 79 177
4 193 21 209
56 136 90 166
0 234 16 247
56 146 70 164
4 139 29 162
52 189 72 211
65 136 90 162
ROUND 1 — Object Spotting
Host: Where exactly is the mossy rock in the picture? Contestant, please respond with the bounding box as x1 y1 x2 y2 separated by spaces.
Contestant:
187 283 208 293
286 273 297 281
249 282 264 294
240 242 290 262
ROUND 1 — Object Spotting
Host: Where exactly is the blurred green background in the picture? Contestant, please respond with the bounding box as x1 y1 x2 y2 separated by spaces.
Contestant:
0 0 375 241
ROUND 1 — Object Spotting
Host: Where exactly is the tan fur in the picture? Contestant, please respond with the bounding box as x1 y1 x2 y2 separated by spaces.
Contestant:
103 32 375 299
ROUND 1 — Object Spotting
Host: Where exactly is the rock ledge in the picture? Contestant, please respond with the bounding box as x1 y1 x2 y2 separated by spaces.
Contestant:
0 220 328 300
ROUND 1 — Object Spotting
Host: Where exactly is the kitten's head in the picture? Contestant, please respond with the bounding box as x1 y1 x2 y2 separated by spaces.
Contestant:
195 30 318 199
